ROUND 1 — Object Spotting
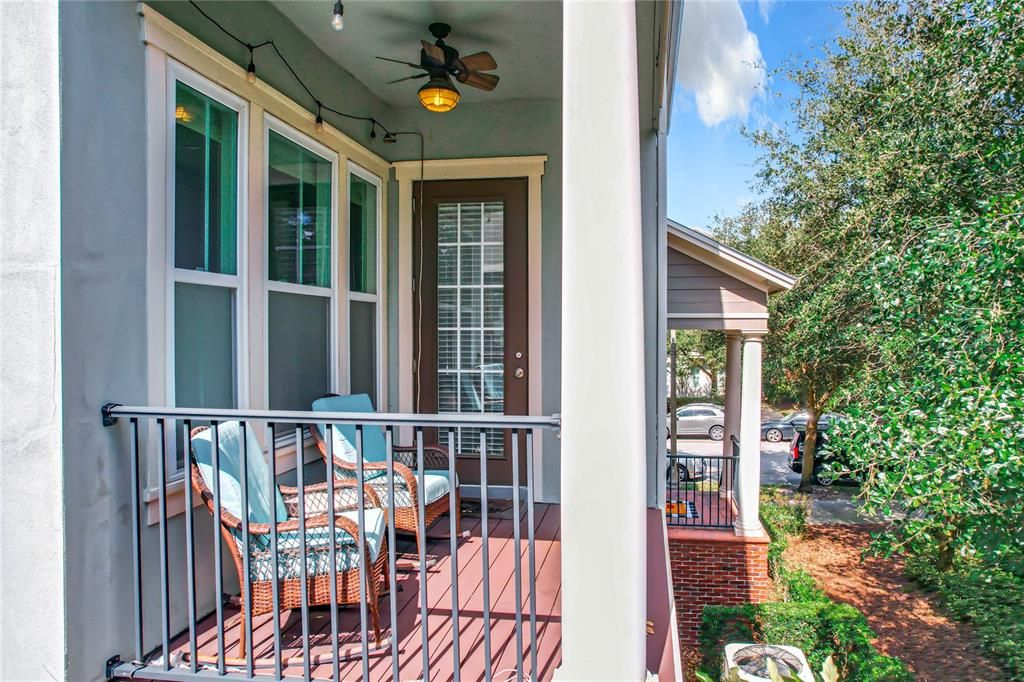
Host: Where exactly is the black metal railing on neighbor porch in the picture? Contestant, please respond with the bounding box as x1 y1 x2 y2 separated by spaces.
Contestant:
665 436 739 529
101 403 559 682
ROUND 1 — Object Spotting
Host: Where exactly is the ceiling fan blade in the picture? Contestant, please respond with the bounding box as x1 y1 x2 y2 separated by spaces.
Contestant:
459 51 497 72
387 73 429 85
375 56 428 70
462 70 499 92
420 40 445 66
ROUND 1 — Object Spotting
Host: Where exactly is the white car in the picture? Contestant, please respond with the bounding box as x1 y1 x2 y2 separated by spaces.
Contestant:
668 403 725 440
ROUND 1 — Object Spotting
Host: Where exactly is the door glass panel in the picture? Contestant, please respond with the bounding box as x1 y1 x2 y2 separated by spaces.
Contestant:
437 200 504 456
267 130 332 288
174 81 238 275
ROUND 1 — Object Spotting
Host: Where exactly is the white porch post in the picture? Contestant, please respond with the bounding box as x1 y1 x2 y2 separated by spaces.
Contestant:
557 0 647 679
720 332 742 498
734 332 766 536
0 1 66 680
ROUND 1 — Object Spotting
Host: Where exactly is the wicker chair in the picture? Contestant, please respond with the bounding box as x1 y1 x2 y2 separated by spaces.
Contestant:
309 394 460 560
189 421 389 660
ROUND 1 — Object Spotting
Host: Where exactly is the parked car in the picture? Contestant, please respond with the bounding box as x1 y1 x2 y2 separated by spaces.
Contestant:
665 452 708 482
668 403 725 440
788 422 855 485
761 411 839 443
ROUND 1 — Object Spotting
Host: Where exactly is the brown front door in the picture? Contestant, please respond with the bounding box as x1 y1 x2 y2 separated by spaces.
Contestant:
414 178 529 486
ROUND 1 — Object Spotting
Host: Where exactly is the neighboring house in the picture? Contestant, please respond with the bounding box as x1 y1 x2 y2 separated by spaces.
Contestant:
0 3 791 681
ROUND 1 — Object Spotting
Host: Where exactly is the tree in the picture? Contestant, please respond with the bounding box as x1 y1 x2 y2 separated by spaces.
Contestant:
718 0 1024 551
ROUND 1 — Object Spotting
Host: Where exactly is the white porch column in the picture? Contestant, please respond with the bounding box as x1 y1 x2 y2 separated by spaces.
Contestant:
734 332 766 536
557 1 647 679
0 1 66 680
720 332 742 498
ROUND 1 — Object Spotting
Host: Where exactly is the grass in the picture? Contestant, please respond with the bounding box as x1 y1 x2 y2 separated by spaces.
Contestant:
905 554 1024 680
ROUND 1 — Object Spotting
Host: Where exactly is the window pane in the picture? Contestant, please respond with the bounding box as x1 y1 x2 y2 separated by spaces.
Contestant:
349 175 377 294
174 282 236 469
268 291 330 433
268 130 332 288
174 82 238 275
349 300 377 405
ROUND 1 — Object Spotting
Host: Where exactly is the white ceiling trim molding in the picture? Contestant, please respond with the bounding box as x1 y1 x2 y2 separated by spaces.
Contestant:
393 155 547 181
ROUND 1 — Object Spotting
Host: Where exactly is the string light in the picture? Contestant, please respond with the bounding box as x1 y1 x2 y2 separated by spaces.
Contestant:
331 1 345 32
186 0 398 143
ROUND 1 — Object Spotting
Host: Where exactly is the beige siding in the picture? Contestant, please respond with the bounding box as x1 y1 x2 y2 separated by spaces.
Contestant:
666 248 768 317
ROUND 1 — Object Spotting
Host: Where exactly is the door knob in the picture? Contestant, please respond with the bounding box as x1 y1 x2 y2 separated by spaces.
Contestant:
514 367 525 379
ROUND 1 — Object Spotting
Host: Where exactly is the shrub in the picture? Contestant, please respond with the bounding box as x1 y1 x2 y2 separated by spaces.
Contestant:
906 554 1024 680
699 602 913 681
778 565 829 603
760 488 810 581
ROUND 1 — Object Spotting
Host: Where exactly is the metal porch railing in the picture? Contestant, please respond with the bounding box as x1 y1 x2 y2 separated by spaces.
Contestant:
665 435 739 528
101 403 560 682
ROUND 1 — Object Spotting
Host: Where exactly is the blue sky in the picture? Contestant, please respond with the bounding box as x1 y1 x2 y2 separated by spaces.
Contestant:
667 0 847 230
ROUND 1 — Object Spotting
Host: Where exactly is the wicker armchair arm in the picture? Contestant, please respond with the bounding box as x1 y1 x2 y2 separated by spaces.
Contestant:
279 480 382 517
393 444 451 471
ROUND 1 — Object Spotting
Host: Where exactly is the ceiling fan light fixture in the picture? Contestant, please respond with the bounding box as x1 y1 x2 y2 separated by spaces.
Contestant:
418 77 460 113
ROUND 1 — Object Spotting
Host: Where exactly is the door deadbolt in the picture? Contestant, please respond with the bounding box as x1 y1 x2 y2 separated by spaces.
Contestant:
514 367 525 379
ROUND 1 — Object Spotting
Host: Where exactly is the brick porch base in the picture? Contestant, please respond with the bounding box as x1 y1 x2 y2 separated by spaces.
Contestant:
667 526 772 645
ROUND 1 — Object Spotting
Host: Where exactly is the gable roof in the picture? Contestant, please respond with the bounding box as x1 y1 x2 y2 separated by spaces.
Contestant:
667 219 795 294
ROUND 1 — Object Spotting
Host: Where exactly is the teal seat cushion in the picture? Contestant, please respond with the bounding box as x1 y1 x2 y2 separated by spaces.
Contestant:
312 394 388 477
247 508 386 581
190 420 288 526
367 470 455 509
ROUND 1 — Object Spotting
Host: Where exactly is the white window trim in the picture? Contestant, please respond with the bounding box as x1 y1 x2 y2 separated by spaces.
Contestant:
162 60 250 482
262 114 340 439
345 160 385 403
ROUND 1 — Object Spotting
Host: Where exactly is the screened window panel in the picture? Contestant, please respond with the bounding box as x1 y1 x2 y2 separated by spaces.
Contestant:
349 175 377 294
174 282 236 468
349 300 377 405
268 291 330 433
436 200 505 457
174 82 238 275
267 131 332 288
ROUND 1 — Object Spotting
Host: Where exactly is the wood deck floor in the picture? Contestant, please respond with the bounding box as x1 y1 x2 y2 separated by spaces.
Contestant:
166 503 562 681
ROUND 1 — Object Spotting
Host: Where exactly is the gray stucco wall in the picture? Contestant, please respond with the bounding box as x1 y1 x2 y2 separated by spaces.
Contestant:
59 2 151 678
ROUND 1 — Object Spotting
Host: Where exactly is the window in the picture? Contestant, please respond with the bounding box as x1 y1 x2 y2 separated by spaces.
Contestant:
168 68 246 472
265 120 336 433
347 165 381 406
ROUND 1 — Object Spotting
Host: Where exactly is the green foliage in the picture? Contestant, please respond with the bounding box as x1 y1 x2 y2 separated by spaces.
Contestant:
839 198 1024 569
761 487 810 581
906 553 1024 680
778 565 830 604
699 602 912 681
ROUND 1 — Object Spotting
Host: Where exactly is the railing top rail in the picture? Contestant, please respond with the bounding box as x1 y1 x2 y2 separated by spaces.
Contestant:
101 403 561 430
666 452 738 460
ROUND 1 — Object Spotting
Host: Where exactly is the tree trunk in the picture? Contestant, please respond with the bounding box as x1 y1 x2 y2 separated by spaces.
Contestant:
799 387 820 492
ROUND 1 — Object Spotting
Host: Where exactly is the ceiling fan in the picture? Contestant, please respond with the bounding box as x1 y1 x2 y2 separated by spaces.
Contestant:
377 23 499 112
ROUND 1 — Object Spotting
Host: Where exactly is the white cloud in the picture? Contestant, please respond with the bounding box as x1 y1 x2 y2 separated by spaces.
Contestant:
758 0 777 23
677 0 766 127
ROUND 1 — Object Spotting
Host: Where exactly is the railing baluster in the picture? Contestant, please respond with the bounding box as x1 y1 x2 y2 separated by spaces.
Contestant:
480 431 492 682
211 421 226 675
447 427 462 682
355 425 370 680
416 428 430 681
268 425 283 679
385 426 400 682
128 418 143 664
239 421 254 676
183 419 197 674
511 429 524 681
296 425 311 681
157 419 170 670
526 430 538 679
326 423 340 682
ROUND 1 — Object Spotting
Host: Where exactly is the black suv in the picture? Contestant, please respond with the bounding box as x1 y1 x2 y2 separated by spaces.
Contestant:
789 423 855 486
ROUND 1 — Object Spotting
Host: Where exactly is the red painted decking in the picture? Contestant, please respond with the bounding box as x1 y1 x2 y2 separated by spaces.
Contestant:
167 503 561 681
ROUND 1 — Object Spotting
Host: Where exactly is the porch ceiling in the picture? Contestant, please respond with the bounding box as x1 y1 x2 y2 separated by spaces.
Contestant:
271 0 562 107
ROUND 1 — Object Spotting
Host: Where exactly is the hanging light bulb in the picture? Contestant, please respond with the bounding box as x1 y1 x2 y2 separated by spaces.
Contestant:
315 114 324 133
331 1 344 31
246 56 257 84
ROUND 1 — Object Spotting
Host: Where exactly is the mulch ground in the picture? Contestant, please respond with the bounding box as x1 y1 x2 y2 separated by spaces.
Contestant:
785 524 1008 682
